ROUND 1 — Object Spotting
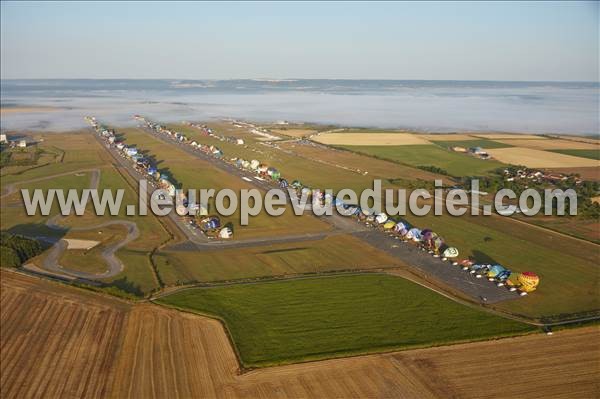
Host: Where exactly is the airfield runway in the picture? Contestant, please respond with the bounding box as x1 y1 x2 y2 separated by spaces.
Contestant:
133 126 519 304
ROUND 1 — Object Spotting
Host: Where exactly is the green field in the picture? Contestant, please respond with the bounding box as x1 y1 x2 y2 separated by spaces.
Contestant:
157 274 534 368
549 149 600 160
154 234 403 285
401 212 600 320
431 139 513 150
338 145 506 177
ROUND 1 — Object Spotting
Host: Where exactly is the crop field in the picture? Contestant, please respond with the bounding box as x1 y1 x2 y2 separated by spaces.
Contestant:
472 133 547 139
313 132 432 146
419 133 480 141
485 147 599 167
0 270 129 399
120 128 331 239
157 274 534 368
2 270 598 398
496 138 600 150
338 144 505 177
431 138 513 149
549 149 600 160
154 234 405 285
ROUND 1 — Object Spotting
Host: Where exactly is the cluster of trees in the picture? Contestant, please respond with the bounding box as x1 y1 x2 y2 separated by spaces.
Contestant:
417 165 450 176
463 168 600 219
0 232 43 268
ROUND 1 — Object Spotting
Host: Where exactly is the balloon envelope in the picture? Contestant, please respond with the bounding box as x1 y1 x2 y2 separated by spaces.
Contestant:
442 247 459 258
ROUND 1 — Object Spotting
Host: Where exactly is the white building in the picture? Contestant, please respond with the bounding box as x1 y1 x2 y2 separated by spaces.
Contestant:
18 140 27 148
0 134 7 143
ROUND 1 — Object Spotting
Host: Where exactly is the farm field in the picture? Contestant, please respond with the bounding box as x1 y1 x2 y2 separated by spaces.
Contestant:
2 269 599 398
496 138 600 150
431 138 513 149
472 133 548 139
485 147 598 168
157 274 534 368
338 144 505 177
154 234 405 285
0 270 129 399
549 149 600 160
313 132 431 145
419 133 480 141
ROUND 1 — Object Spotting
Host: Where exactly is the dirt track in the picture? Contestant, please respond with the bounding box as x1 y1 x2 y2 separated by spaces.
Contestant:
2 168 141 279
2 270 598 399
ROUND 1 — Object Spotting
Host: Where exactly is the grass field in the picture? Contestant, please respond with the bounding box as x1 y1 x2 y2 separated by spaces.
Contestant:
549 149 600 161
157 274 534 368
401 212 600 319
431 139 513 149
338 144 505 177
154 234 404 285
59 225 126 274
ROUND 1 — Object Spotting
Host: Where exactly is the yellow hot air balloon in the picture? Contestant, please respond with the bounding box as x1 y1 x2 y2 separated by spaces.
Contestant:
517 272 540 293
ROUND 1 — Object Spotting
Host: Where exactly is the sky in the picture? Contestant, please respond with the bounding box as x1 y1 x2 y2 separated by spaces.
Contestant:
1 1 598 81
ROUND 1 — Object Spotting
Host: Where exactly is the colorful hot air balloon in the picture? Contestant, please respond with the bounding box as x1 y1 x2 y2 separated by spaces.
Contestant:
487 265 506 279
517 272 540 293
383 220 396 230
408 228 422 241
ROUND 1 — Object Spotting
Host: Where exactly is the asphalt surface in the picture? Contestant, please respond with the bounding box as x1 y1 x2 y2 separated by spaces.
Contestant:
130 126 520 303
42 219 139 279
353 230 520 304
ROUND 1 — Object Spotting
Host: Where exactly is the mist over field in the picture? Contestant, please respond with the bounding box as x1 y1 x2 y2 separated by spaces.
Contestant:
1 79 598 135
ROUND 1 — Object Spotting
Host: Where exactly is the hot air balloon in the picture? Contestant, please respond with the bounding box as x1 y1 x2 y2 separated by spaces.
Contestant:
375 213 388 224
442 247 459 258
219 227 233 239
421 229 433 241
383 220 396 230
487 265 506 280
517 272 540 294
408 228 422 241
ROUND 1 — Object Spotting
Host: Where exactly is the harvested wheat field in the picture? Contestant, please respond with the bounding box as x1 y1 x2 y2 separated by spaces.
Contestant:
495 138 599 150
486 147 599 168
313 132 431 146
0 270 129 399
2 270 599 399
